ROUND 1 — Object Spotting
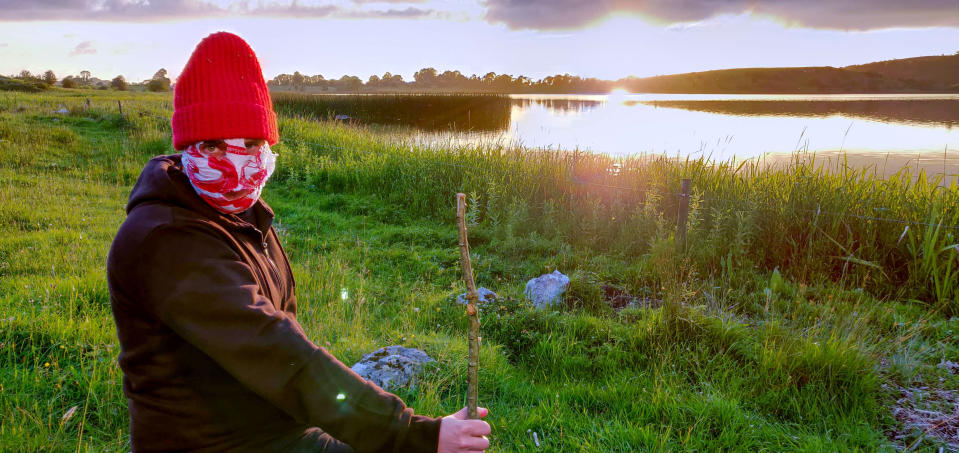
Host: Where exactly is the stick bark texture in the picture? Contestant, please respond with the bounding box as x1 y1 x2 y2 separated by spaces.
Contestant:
455 193 480 420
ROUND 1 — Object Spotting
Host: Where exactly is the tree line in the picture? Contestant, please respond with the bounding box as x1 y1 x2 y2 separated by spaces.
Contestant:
5 68 173 92
13 50 958 95
10 66 615 94
268 68 615 93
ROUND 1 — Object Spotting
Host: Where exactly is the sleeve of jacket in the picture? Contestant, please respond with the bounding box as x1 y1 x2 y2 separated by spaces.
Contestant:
132 222 442 453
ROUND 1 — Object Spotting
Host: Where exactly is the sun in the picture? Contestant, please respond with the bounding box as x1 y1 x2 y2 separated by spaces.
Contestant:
608 87 629 103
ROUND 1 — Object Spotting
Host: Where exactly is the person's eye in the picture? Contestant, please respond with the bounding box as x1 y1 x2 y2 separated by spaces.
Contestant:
202 141 224 153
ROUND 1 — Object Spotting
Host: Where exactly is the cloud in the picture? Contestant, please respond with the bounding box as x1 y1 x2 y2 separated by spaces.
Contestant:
482 0 959 31
351 0 427 3
242 1 340 18
753 1 959 30
252 3 431 18
0 0 432 21
483 0 615 30
70 40 97 55
0 0 224 20
346 6 431 18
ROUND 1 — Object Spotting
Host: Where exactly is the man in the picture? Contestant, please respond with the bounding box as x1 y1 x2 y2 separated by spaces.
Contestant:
106 31 491 452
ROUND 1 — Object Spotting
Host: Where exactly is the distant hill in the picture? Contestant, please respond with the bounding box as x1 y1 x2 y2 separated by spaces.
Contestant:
844 53 959 91
618 53 959 94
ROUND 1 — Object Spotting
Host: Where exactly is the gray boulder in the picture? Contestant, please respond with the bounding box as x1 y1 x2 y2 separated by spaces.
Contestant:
351 345 434 391
525 270 570 309
456 287 498 305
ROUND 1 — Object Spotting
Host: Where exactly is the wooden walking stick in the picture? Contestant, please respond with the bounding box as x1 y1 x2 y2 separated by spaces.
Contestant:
455 193 480 419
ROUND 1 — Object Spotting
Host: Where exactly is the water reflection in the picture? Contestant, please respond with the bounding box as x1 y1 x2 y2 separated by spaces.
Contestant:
495 94 958 182
511 96 604 113
275 92 958 180
759 150 959 183
634 99 959 128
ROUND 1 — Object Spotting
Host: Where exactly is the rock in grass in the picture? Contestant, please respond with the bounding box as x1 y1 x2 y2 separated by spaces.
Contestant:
525 270 570 309
456 287 498 305
938 358 959 374
351 345 434 391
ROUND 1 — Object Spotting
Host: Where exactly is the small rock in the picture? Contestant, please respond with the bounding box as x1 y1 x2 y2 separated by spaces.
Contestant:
456 287 498 305
525 270 570 309
351 345 434 391
937 359 959 374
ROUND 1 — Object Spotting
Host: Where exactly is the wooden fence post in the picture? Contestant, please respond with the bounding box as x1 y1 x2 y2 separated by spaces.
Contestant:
677 178 691 252
117 100 124 119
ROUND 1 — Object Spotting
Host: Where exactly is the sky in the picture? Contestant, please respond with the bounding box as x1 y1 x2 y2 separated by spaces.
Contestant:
1 0 958 83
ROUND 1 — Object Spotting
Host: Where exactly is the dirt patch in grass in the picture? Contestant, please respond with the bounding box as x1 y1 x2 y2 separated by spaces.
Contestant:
601 284 662 311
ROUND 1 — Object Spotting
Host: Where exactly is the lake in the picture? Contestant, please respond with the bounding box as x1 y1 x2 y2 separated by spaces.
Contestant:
275 92 959 184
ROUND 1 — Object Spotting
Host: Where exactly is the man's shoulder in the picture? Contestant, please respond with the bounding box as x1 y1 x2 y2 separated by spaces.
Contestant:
108 203 226 270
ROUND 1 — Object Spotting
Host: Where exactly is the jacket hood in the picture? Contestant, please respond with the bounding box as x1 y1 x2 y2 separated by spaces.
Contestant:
126 153 274 235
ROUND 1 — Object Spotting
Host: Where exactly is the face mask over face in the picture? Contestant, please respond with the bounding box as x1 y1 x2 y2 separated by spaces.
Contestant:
180 138 277 214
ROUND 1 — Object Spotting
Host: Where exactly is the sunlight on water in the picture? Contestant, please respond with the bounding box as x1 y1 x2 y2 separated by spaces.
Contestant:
502 94 958 160
408 94 959 181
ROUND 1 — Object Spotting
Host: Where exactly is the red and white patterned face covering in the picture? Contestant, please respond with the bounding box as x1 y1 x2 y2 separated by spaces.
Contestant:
181 138 277 214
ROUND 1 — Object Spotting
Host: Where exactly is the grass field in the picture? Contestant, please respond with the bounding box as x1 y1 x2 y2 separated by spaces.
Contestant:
1 89 957 452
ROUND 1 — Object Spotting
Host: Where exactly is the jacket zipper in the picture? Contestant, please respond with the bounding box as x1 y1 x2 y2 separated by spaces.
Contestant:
261 240 281 283
269 229 296 291
247 222 283 303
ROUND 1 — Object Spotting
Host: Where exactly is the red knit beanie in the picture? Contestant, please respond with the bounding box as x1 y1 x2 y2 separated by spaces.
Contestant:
171 31 278 151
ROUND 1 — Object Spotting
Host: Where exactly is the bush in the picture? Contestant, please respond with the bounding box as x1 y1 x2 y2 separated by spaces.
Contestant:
42 70 56 86
111 75 127 91
147 78 170 92
565 270 609 314
0 76 48 92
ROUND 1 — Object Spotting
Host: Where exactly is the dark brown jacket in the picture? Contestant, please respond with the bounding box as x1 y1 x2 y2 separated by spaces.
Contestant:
106 153 441 452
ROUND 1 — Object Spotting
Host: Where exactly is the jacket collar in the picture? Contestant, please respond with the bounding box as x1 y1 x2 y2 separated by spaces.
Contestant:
126 153 274 241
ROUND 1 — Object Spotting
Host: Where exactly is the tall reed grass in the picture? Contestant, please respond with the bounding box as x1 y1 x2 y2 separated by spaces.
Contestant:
272 92 511 132
272 115 959 315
